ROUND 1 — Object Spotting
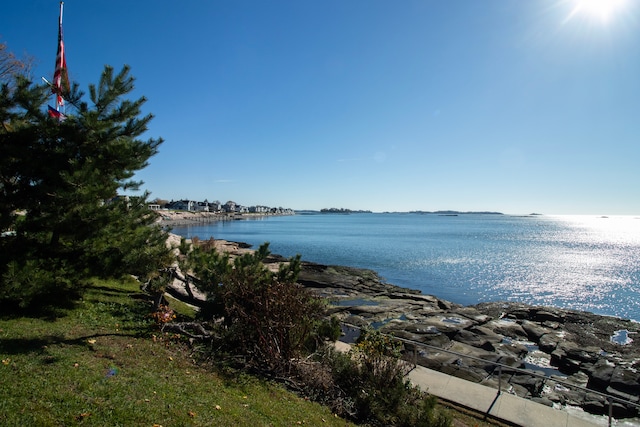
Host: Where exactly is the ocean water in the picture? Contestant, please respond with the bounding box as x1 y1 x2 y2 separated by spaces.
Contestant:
170 213 640 321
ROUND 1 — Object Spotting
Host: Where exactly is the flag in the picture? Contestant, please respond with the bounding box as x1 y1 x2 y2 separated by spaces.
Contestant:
48 105 66 121
52 2 68 108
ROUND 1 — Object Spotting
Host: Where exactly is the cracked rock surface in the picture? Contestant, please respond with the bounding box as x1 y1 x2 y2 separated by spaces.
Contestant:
298 260 640 419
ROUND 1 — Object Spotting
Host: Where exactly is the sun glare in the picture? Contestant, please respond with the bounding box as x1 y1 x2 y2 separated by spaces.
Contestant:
567 0 629 23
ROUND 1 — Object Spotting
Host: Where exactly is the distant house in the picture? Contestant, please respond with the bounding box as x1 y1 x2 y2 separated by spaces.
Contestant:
160 198 293 216
223 201 237 213
166 200 185 210
250 205 270 213
166 200 196 211
208 201 223 212
195 202 209 212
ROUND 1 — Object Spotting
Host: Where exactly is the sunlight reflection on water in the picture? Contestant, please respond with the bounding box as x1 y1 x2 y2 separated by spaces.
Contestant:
483 216 639 318
172 214 640 320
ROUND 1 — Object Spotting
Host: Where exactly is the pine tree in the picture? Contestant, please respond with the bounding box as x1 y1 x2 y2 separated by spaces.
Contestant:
0 65 172 309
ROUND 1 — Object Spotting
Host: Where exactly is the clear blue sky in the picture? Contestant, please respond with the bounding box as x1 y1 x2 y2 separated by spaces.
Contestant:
3 0 639 214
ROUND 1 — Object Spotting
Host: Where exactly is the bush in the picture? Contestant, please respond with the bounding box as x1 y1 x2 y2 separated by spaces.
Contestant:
177 241 449 425
184 241 328 373
313 316 342 346
304 330 451 427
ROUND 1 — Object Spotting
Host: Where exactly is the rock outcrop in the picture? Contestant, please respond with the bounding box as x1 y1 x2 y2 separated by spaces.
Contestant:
298 260 640 419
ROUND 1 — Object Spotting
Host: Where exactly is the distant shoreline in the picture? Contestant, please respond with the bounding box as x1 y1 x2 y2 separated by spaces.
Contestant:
156 210 293 227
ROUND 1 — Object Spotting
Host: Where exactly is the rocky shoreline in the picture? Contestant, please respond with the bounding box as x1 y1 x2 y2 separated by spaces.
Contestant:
156 210 293 227
293 259 640 419
167 236 640 420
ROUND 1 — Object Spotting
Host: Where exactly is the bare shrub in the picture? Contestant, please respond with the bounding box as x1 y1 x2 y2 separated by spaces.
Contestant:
185 242 327 373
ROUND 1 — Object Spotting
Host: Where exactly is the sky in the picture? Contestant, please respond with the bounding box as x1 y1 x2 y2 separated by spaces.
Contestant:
2 0 640 214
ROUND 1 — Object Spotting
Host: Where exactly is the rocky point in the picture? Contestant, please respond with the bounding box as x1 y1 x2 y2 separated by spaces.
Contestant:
295 259 640 419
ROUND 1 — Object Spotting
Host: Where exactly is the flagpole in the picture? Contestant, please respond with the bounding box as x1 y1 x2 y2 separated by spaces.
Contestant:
57 1 64 113
45 1 68 120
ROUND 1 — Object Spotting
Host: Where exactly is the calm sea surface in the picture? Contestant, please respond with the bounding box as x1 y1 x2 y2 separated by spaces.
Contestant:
170 213 640 321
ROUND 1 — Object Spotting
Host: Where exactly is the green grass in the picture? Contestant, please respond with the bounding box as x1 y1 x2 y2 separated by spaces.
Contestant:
0 278 354 427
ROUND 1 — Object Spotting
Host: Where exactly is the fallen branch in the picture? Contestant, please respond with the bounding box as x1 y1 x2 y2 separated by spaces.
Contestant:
162 322 214 340
162 267 207 308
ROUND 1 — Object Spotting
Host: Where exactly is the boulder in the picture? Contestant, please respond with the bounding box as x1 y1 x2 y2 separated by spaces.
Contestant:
505 383 531 398
565 345 601 364
452 328 503 351
606 385 640 405
387 292 439 304
564 371 590 389
446 341 502 367
485 318 528 339
469 325 505 342
492 341 529 361
551 350 582 374
538 332 561 353
510 373 544 395
509 308 531 320
437 299 453 310
551 341 597 374
452 307 492 324
346 304 392 317
609 365 640 397
440 363 488 383
583 399 606 415
416 316 476 337
388 323 452 348
585 358 615 390
531 309 565 323
521 320 550 341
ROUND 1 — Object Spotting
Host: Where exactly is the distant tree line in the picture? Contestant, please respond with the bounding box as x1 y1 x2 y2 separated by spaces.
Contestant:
320 208 373 213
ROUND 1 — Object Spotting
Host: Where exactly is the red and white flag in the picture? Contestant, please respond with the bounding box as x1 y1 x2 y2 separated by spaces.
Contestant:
48 105 66 121
52 2 68 108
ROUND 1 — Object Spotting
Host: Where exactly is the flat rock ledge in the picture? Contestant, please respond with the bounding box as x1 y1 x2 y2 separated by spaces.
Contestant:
296 260 640 420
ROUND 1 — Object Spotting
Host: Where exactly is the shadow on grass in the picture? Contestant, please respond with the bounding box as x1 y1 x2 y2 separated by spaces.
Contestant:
1 293 158 358
0 331 152 357
87 284 141 296
1 285 153 321
0 300 75 321
0 334 66 355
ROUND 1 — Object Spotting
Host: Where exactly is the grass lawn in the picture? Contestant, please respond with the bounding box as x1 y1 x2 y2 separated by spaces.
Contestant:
0 278 355 427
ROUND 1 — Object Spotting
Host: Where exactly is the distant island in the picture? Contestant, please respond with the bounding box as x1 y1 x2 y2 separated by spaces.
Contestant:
320 208 373 214
407 210 504 215
318 209 504 215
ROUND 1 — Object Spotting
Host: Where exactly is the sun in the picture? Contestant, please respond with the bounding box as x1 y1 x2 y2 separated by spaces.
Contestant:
567 0 629 23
